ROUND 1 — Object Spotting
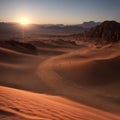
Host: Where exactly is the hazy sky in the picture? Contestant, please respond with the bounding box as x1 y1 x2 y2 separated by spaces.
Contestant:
0 0 120 24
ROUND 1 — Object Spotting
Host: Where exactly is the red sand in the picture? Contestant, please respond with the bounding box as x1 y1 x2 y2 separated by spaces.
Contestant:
0 41 120 119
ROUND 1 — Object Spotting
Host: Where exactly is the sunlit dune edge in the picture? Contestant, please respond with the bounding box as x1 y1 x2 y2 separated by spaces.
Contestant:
0 86 120 120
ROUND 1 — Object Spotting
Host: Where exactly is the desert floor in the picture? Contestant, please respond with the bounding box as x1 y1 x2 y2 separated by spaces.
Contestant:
0 40 120 120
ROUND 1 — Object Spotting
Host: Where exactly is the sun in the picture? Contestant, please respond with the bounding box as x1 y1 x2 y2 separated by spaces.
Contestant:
19 18 30 25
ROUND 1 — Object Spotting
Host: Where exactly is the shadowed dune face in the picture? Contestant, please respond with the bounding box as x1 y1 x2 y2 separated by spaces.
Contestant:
0 47 30 63
56 56 120 86
0 109 28 120
0 40 38 55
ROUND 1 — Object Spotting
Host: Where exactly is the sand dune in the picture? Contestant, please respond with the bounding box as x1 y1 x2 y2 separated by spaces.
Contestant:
37 44 120 114
0 40 38 55
0 86 119 120
0 40 120 119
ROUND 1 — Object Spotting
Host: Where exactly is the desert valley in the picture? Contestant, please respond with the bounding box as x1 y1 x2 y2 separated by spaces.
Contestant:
0 0 120 120
0 20 120 120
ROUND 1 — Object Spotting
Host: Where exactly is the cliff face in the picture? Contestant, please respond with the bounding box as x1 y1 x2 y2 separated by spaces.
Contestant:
87 21 120 42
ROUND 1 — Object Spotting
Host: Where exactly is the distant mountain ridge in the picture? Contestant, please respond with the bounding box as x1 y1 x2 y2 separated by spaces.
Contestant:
81 21 101 28
40 21 100 29
0 22 85 36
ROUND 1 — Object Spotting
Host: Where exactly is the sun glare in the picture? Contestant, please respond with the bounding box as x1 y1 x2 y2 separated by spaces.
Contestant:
19 18 30 25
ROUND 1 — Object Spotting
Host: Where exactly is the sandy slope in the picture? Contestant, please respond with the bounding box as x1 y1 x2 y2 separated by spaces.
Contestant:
38 44 120 114
0 86 119 120
0 41 120 119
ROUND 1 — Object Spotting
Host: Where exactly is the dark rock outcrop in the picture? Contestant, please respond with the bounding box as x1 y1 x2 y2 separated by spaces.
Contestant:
0 40 38 55
87 21 120 43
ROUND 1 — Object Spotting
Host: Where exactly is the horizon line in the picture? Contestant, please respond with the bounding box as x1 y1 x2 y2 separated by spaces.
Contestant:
0 20 119 26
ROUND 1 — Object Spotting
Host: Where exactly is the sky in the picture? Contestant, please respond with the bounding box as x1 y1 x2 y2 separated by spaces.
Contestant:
0 0 120 24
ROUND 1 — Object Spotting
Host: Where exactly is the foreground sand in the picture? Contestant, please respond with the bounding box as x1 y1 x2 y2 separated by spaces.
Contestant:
0 40 120 119
1 86 119 120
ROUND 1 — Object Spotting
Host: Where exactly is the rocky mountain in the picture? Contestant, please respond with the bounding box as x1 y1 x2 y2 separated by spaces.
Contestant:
87 21 120 43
